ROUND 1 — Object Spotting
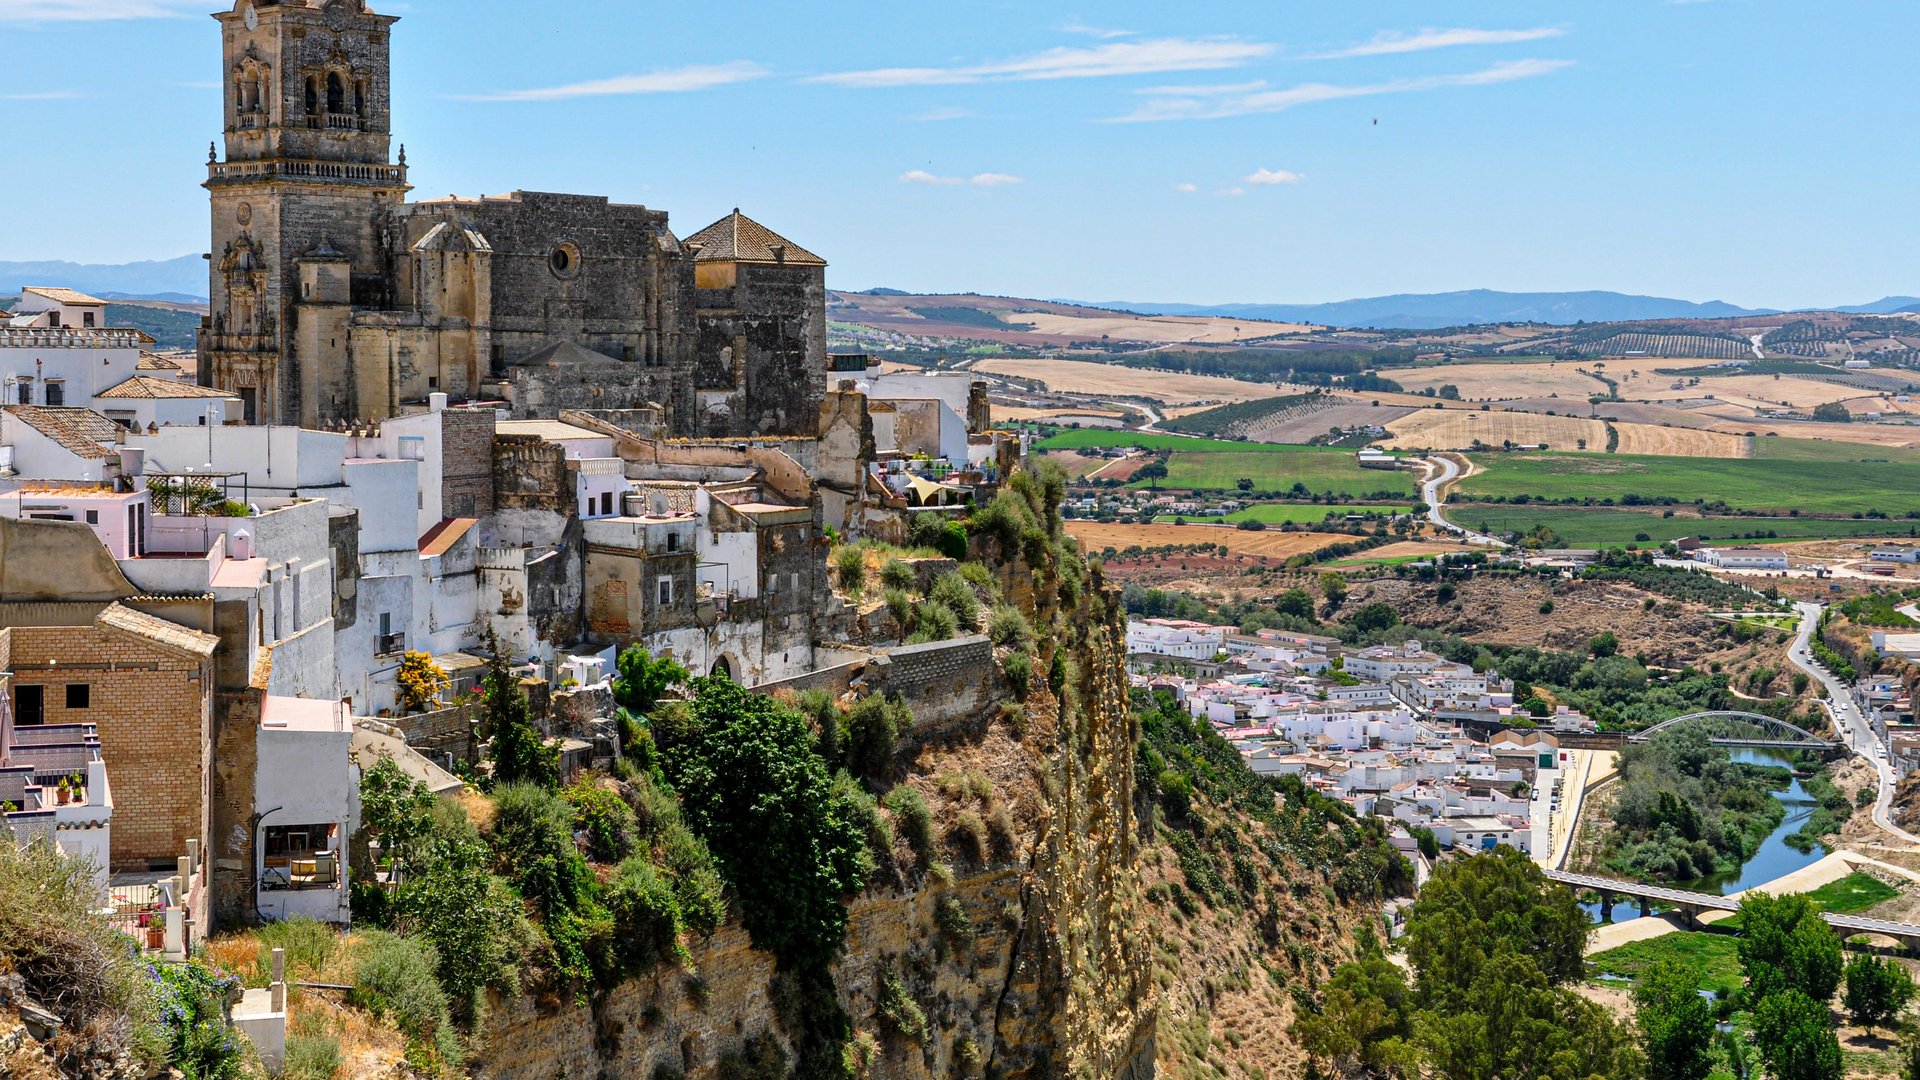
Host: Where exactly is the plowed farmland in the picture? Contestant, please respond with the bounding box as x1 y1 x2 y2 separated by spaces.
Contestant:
1064 521 1351 560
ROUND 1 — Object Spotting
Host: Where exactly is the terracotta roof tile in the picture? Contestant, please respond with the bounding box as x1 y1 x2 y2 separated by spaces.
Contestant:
684 210 826 267
21 286 106 306
4 406 121 460
419 517 477 558
97 375 237 401
96 603 219 658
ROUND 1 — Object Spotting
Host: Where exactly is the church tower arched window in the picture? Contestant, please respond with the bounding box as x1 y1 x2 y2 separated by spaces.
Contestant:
304 77 318 115
326 73 344 113
355 80 367 119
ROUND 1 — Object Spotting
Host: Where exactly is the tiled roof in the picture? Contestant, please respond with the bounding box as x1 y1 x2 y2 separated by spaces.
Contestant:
96 603 219 658
97 375 237 401
3 406 120 460
137 353 183 372
21 286 106 306
684 210 826 266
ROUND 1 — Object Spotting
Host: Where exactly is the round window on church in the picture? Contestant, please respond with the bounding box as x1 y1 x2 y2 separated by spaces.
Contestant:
549 242 582 280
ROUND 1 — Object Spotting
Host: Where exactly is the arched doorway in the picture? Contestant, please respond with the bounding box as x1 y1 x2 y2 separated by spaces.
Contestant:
710 656 734 682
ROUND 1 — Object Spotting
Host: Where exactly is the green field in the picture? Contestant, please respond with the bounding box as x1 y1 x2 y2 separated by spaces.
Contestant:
1450 505 1919 546
1587 930 1742 996
1459 438 1920 516
1801 871 1901 914
1155 503 1417 526
1038 431 1417 499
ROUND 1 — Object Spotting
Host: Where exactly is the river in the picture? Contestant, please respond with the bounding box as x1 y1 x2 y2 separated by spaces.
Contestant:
1582 748 1821 923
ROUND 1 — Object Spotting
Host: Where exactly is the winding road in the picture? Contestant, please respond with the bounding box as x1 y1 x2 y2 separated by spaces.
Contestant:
1418 455 1507 547
1785 600 1920 845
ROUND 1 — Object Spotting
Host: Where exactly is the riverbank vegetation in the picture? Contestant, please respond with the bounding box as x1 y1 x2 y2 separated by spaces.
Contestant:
1601 727 1790 883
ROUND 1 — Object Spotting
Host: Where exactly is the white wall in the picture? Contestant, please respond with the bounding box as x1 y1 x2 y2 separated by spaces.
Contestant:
254 721 355 925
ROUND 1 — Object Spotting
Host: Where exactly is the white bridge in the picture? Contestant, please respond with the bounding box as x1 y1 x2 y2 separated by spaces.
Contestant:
1544 870 1920 949
1628 710 1837 752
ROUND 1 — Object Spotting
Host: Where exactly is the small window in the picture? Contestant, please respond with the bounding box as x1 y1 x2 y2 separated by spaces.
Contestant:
65 684 89 710
657 577 673 607
45 381 64 406
427 376 438 389
666 531 678 552
14 382 29 405
600 492 612 517
548 242 582 280
82 311 95 328
84 510 98 525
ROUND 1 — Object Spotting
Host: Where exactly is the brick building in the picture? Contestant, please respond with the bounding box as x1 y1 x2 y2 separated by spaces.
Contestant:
0 603 217 870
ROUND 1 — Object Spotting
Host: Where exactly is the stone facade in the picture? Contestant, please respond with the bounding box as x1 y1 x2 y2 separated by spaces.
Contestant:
198 1 826 435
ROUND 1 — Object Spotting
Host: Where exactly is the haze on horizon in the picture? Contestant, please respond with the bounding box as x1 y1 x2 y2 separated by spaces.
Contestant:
0 0 1912 311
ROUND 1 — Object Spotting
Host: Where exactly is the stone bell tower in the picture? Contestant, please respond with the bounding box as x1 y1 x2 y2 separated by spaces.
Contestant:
199 0 410 426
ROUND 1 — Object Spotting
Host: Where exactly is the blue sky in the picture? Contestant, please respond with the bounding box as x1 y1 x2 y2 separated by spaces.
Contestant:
0 0 1912 308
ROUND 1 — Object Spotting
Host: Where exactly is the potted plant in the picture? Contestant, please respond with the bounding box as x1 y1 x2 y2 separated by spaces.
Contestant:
141 913 164 950
55 779 70 806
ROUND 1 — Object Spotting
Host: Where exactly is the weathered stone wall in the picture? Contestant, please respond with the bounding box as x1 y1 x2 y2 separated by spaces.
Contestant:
209 689 262 930
492 435 571 513
441 407 497 519
879 635 1004 735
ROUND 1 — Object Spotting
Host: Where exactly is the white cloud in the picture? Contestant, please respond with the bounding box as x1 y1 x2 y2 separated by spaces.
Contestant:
900 170 1024 187
913 106 976 122
1111 58 1573 122
1174 183 1199 193
0 0 200 20
454 62 769 102
1246 168 1304 186
812 38 1273 88
1308 27 1566 60
1061 22 1136 40
1214 187 1246 198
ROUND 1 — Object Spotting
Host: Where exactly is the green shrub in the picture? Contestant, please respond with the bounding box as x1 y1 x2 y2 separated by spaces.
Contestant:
936 895 975 951
909 513 970 560
1004 652 1033 698
955 1036 984 1074
351 932 455 1050
879 558 917 592
907 601 960 645
958 561 1000 599
845 693 912 783
284 1027 343 1080
658 677 872 971
488 782 596 985
834 771 891 876
884 587 915 634
660 821 727 937
251 916 337 986
928 571 982 630
988 604 1036 651
599 856 685 980
876 966 928 1043
564 776 639 863
885 786 936 864
833 546 867 597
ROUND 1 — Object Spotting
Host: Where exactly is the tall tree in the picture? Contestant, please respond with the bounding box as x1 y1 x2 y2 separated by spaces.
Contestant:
1405 846 1590 1005
1633 960 1715 1080
481 631 558 789
1843 952 1915 1035
1736 892 1843 1004
1751 990 1842 1080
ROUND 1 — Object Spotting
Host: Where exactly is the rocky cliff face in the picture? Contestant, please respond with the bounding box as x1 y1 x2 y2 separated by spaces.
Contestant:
472 515 1156 1079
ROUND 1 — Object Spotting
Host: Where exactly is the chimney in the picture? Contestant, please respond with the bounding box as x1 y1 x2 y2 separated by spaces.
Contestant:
118 447 146 489
430 392 448 413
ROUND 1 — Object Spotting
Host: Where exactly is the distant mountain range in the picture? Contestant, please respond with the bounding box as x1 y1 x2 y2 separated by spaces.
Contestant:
0 255 206 302
1065 289 1920 330
4 258 1917 330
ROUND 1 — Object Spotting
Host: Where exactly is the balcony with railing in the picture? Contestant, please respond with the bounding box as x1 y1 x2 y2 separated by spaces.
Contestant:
207 157 405 185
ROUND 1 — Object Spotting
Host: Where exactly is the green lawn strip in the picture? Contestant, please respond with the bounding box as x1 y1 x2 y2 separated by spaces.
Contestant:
1322 554 1438 569
1154 451 1417 498
1799 871 1901 915
1448 504 1920 546
1587 930 1743 996
1458 440 1920 516
1152 504 1416 526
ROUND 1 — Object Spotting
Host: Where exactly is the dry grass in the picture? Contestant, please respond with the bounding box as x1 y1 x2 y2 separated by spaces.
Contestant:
1390 362 1608 401
1065 520 1350 560
1382 410 1607 452
972 359 1280 405
1610 423 1749 457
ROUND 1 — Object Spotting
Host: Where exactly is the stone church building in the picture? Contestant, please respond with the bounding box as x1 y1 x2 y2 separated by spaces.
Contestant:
197 0 827 438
